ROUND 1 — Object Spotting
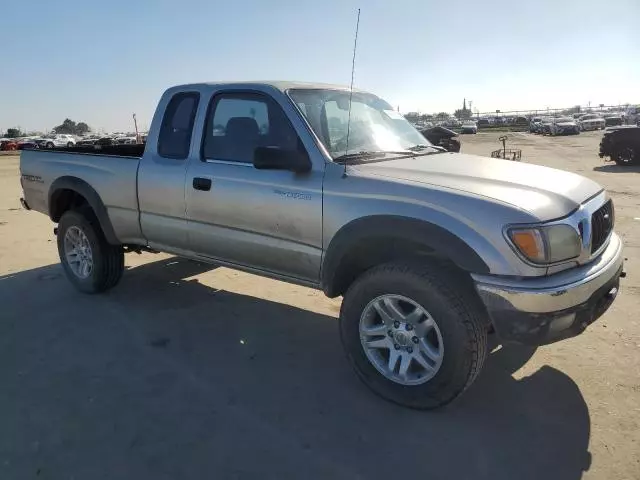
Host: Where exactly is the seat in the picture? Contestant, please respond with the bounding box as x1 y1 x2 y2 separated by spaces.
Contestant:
223 117 260 161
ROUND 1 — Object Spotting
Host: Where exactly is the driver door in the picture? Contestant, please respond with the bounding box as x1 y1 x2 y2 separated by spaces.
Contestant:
185 90 324 283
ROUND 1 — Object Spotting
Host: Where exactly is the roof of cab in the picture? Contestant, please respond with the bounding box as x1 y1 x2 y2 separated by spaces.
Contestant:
173 81 365 93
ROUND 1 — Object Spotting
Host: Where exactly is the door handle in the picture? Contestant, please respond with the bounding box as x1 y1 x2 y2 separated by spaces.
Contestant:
192 177 212 191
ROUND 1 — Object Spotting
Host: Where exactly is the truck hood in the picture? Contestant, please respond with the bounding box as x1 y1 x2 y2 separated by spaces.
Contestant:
351 153 603 221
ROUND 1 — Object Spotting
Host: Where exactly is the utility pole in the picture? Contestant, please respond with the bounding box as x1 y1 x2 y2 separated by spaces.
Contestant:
133 114 140 143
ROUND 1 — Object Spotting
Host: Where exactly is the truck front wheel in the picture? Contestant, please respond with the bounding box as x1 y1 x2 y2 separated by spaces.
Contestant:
57 209 124 293
339 262 488 409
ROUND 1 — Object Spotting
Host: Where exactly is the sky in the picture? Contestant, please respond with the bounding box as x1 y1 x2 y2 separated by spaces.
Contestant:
1 0 638 133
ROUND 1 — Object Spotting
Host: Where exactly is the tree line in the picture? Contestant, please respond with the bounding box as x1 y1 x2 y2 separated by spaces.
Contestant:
2 119 91 138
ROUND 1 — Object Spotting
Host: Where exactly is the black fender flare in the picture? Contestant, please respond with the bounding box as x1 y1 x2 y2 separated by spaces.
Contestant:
48 176 120 245
321 215 490 297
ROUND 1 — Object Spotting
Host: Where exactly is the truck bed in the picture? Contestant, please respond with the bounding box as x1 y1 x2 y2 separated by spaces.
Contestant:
46 143 146 158
20 147 145 245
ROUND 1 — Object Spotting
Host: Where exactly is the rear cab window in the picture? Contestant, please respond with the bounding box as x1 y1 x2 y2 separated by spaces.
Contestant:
158 92 200 159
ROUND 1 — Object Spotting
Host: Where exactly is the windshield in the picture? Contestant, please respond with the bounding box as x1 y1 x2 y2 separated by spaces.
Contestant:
288 88 430 159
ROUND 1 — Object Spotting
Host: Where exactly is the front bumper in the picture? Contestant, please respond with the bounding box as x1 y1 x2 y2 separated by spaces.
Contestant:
472 233 625 345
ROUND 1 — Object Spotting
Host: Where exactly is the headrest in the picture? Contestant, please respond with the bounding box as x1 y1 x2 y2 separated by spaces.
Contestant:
226 117 259 138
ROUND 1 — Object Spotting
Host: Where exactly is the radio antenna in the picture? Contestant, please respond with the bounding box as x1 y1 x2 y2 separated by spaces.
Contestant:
343 8 361 178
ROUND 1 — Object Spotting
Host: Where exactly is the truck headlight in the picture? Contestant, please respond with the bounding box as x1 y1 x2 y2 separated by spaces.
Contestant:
508 224 581 264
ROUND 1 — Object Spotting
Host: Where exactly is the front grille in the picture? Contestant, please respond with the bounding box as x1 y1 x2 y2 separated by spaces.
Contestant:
591 200 614 253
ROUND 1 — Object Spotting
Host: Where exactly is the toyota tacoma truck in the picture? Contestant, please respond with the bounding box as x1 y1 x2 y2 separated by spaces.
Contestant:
19 81 625 409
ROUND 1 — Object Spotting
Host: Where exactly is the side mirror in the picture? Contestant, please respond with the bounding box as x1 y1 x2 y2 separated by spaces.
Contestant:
253 146 311 173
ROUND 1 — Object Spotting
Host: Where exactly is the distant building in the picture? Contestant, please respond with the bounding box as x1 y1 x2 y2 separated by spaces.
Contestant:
455 98 472 120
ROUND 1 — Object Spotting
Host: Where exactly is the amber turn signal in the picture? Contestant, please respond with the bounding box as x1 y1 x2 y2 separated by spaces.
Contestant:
509 229 546 263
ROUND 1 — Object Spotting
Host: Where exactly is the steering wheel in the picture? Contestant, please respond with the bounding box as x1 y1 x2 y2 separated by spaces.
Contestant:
333 129 372 153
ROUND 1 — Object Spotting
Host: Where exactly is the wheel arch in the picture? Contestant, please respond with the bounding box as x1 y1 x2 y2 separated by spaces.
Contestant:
48 176 120 245
321 215 490 298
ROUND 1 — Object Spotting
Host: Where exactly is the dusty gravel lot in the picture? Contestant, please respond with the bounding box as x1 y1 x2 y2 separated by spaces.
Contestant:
1 132 639 480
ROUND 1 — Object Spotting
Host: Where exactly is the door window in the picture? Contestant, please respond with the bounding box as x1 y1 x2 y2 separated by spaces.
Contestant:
202 92 300 163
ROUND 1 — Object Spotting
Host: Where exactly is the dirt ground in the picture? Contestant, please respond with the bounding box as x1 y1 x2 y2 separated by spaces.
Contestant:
1 132 639 480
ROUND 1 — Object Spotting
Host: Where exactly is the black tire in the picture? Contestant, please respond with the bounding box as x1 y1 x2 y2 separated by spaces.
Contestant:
46 142 54 149
448 138 461 153
67 142 74 147
613 147 637 166
339 262 488 409
57 208 124 293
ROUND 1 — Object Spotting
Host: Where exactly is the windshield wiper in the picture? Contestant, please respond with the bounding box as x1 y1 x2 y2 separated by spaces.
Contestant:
406 144 447 153
333 150 414 163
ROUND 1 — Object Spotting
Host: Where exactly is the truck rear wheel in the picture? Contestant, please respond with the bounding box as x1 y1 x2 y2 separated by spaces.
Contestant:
57 209 124 293
339 262 488 409
613 147 636 166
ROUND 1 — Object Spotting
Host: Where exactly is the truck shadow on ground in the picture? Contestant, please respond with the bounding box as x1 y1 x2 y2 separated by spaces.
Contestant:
0 257 591 480
593 164 640 173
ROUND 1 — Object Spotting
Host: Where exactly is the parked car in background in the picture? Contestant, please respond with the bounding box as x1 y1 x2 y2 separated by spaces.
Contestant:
115 136 138 145
604 114 624 127
0 139 18 151
529 117 544 133
96 137 116 146
460 121 478 134
76 136 116 147
540 117 555 135
443 118 462 128
16 138 40 150
624 106 640 125
76 137 99 146
549 117 580 135
579 114 606 131
599 125 640 165
419 125 460 152
477 118 490 128
39 134 76 148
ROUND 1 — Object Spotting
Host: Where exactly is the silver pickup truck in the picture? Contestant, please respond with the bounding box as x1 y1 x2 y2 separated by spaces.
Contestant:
20 81 625 409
